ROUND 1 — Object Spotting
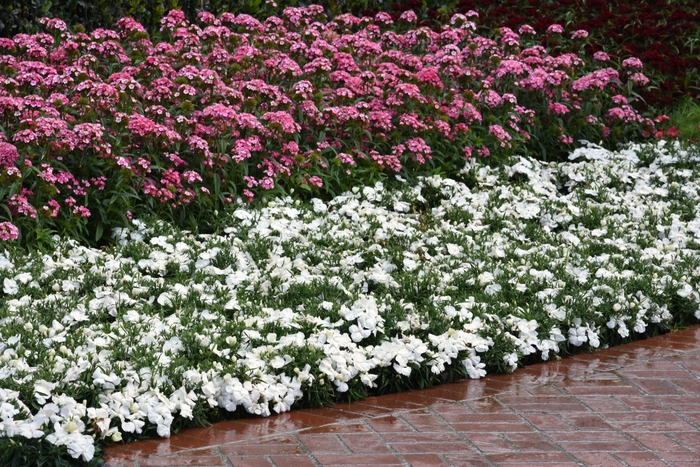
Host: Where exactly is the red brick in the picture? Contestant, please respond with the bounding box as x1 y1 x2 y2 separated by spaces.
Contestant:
140 457 225 466
400 413 452 432
314 454 402 465
223 456 271 467
631 433 692 451
401 454 450 467
485 451 572 463
268 455 317 467
453 422 532 433
613 451 669 467
338 433 392 454
572 452 626 466
521 414 574 432
221 443 303 456
365 416 414 433
296 434 348 454
504 432 560 451
555 440 642 452
560 413 615 431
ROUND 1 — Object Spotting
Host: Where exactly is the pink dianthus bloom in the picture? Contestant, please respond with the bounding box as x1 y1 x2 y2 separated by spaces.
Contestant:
622 57 643 69
630 73 649 85
548 102 569 114
39 17 67 31
308 176 323 187
261 111 300 133
0 222 19 241
405 137 432 164
0 142 19 167
463 146 473 160
73 206 91 217
546 24 564 34
42 199 60 217
336 153 355 165
374 12 393 25
489 124 512 147
9 194 37 218
399 11 417 23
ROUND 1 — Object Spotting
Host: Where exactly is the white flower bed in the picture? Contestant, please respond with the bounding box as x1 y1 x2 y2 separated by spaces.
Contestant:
2 140 700 461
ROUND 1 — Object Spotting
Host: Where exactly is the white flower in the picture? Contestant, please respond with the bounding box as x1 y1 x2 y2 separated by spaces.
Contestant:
478 271 494 286
157 292 173 307
3 278 18 295
503 352 518 372
45 420 95 461
568 320 588 346
677 283 695 298
462 351 486 379
403 257 419 271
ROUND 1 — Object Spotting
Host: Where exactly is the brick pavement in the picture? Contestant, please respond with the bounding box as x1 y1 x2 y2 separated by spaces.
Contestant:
103 326 700 467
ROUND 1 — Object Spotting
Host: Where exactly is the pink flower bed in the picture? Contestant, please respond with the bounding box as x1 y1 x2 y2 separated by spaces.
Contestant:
0 6 654 243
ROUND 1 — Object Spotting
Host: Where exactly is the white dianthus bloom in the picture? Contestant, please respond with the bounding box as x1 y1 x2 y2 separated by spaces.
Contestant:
477 271 494 286
568 321 588 346
3 278 18 295
503 352 518 372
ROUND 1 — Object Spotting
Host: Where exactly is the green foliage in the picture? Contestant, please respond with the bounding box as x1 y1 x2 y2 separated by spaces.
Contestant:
668 98 700 142
0 437 104 467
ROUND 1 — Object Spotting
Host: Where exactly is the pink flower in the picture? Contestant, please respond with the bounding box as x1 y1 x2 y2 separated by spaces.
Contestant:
39 17 67 32
630 73 649 85
336 153 355 165
571 30 588 39
160 10 187 31
572 68 619 91
546 24 564 34
405 137 432 164
42 199 60 217
9 194 37 218
73 206 91 217
483 90 503 108
0 222 19 241
0 142 19 167
548 102 569 114
463 146 473 160
374 12 394 26
489 124 512 148
308 176 323 187
559 134 574 144
261 111 300 134
182 171 202 183
399 11 418 23
593 51 610 61
415 67 443 89
622 57 644 69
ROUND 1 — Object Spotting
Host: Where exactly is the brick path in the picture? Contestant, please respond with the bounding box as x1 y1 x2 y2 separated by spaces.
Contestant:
103 326 700 467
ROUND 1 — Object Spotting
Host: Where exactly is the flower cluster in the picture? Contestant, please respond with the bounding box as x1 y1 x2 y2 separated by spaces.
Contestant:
449 0 700 109
1 139 699 463
0 6 654 244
